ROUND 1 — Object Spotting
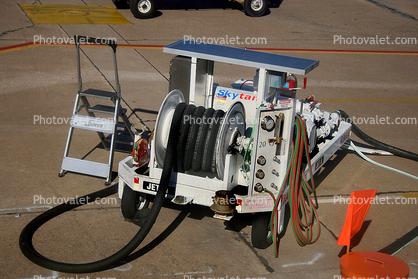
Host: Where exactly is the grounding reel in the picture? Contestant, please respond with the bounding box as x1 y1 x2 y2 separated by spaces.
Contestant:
154 90 246 179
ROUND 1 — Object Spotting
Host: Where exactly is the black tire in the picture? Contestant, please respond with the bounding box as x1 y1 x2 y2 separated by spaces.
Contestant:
121 184 149 220
130 0 157 19
112 0 129 9
244 0 269 17
251 212 273 249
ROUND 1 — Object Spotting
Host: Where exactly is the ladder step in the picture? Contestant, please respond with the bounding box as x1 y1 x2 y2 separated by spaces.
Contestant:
71 114 115 134
61 157 109 178
80 89 117 100
117 121 130 131
88 104 127 115
104 133 134 145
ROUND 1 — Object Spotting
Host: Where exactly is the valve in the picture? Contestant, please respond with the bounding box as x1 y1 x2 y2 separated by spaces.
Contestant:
254 183 264 193
255 169 265 179
257 155 266 166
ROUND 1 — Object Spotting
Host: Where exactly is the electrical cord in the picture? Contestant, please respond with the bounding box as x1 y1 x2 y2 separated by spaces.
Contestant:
391 235 418 256
338 110 418 162
267 115 320 257
19 103 187 273
288 115 320 246
350 141 418 181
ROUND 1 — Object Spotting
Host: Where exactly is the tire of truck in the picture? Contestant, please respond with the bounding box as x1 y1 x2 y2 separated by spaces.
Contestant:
251 212 273 249
130 0 157 19
112 0 129 9
121 184 150 220
244 0 269 17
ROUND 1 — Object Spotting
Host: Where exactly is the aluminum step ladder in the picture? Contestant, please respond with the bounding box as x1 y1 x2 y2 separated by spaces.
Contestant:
59 35 134 185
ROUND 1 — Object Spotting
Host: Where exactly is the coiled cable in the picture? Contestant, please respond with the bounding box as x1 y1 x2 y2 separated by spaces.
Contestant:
19 103 187 273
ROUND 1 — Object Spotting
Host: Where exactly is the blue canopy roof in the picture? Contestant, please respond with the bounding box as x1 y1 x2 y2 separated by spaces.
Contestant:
163 40 319 75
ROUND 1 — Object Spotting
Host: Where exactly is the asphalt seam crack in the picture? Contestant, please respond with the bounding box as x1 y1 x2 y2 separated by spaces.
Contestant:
0 4 35 38
364 0 418 21
0 24 34 38
234 230 275 273
107 24 170 82
319 221 339 241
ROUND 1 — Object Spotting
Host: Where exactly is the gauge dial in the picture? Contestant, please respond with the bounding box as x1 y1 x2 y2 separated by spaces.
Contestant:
261 116 275 132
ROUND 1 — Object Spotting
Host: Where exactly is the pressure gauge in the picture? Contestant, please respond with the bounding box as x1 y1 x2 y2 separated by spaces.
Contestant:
261 116 275 132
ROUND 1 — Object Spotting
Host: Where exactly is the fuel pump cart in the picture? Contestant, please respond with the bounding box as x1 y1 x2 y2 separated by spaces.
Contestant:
118 40 352 249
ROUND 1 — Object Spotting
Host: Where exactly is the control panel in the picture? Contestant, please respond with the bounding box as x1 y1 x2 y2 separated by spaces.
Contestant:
250 100 295 195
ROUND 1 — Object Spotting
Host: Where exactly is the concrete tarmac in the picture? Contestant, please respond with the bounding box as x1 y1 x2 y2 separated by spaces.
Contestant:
0 0 417 278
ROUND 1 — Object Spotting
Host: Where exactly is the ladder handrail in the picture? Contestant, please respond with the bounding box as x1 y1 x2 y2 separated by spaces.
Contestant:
74 35 121 97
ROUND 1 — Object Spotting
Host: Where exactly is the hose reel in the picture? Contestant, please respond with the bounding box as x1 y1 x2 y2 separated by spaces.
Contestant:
154 90 245 180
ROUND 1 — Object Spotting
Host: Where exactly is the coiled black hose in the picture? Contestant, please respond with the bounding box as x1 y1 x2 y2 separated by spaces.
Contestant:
19 102 187 273
338 110 418 162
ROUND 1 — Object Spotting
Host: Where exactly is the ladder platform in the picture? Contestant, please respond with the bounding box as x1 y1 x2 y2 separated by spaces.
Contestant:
71 114 115 134
88 104 127 115
61 157 109 178
80 89 117 100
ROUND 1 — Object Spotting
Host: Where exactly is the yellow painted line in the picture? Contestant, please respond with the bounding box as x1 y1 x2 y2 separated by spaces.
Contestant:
120 45 165 50
400 193 418 199
318 98 418 103
20 4 131 24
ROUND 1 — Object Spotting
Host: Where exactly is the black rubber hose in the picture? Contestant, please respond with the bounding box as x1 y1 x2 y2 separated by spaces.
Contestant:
19 102 187 273
338 110 418 162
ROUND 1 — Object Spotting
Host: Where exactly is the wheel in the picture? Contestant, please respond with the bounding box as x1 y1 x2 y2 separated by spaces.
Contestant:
58 171 66 177
244 0 269 17
121 184 149 220
130 0 157 19
112 0 129 9
251 212 273 249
